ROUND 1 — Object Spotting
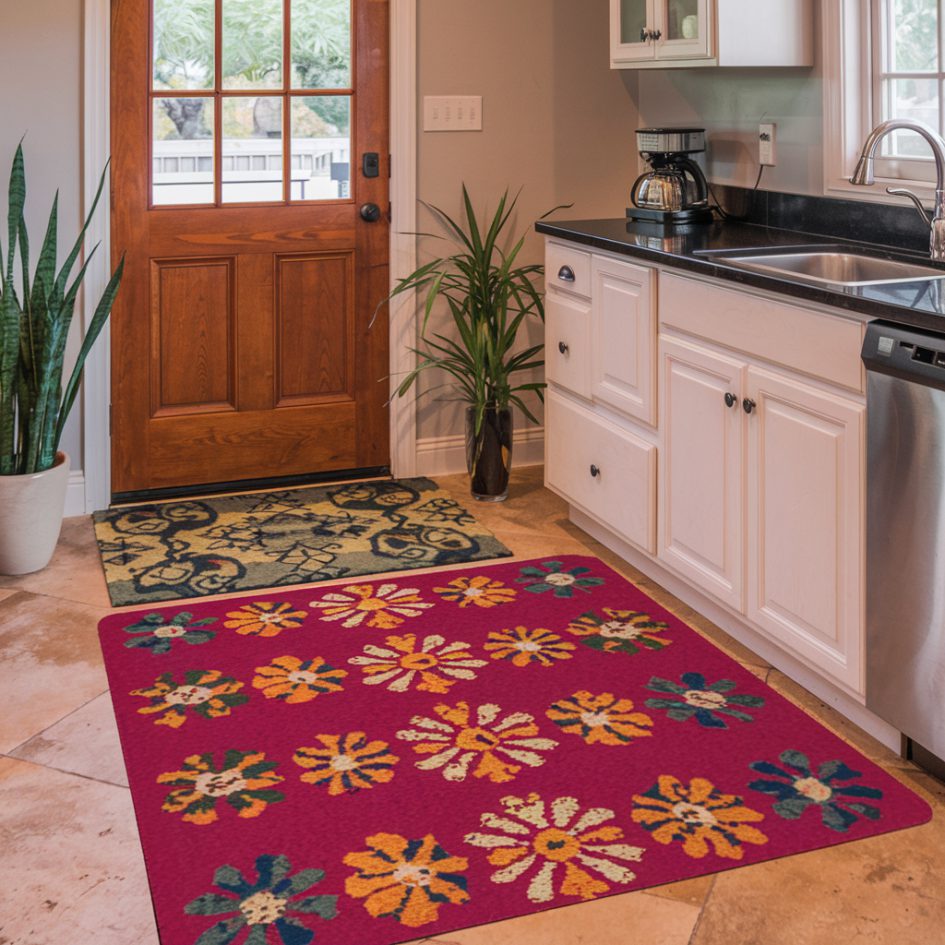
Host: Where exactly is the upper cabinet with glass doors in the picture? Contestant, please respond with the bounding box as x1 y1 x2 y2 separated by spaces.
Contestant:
610 0 814 69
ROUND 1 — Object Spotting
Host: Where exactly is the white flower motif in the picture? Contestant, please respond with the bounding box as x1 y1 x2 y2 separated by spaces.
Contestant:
309 583 434 629
465 793 645 903
396 701 558 784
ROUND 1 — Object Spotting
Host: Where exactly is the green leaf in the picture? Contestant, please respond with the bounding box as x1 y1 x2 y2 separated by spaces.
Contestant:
184 893 240 917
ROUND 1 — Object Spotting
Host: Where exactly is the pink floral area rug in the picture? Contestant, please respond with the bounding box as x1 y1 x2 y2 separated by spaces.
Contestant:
97 555 931 945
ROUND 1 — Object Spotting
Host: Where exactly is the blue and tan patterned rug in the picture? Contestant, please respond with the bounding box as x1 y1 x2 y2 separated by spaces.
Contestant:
93 478 512 606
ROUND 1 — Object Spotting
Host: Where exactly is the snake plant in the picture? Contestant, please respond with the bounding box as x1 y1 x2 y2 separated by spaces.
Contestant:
387 186 566 436
0 142 124 476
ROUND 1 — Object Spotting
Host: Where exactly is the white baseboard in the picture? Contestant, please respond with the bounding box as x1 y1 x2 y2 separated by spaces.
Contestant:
416 426 544 478
64 470 87 518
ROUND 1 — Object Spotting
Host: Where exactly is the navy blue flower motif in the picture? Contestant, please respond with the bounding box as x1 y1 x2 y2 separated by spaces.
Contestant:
749 749 883 832
122 611 217 655
645 673 765 729
185 853 337 945
516 561 605 598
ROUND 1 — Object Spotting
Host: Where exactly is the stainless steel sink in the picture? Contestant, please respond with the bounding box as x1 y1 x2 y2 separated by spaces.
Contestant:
695 247 945 287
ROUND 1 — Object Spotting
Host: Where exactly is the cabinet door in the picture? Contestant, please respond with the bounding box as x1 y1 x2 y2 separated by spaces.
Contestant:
655 0 712 60
746 367 865 694
546 292 592 399
611 0 657 62
591 256 656 425
659 336 745 610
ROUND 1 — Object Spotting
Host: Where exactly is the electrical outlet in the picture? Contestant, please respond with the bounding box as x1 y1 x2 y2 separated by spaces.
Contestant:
423 96 483 132
759 122 777 166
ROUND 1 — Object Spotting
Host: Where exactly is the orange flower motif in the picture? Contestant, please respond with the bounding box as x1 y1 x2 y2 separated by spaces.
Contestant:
344 833 469 928
484 626 577 667
252 656 347 704
309 583 433 629
223 601 308 638
157 750 284 825
131 669 248 728
632 775 768 860
294 732 400 796
433 575 517 609
396 701 558 784
546 691 654 745
348 633 487 694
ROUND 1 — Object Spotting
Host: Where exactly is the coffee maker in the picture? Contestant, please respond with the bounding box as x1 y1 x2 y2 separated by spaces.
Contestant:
628 127 712 224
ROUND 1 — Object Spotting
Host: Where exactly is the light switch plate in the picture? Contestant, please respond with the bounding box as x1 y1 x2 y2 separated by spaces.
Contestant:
423 96 483 132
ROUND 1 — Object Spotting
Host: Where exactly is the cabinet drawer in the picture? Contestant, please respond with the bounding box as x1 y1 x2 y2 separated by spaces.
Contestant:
660 272 865 393
546 240 591 298
546 293 591 398
546 391 656 553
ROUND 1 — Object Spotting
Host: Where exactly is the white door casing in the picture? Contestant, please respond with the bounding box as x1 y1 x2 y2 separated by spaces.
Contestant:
81 0 418 512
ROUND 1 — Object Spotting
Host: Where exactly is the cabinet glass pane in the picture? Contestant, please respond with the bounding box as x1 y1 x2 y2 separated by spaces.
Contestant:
152 98 214 205
889 0 938 72
153 0 214 90
222 97 284 203
291 0 352 89
620 0 649 45
666 0 700 42
291 96 351 200
222 0 283 89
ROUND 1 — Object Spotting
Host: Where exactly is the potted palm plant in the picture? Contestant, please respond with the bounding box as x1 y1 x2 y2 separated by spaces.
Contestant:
389 187 561 501
0 142 124 574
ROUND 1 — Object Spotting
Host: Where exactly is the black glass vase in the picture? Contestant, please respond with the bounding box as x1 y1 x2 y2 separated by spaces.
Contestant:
465 405 513 502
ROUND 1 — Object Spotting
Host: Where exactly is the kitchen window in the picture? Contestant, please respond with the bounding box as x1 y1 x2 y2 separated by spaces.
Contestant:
824 0 943 199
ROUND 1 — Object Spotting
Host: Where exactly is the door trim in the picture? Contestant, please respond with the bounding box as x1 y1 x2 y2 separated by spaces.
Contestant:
82 0 417 511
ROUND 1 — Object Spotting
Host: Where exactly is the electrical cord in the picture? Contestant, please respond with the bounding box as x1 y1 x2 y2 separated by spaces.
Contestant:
709 164 765 221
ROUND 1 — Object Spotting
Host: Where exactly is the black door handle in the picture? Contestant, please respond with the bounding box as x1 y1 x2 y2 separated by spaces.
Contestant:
360 203 382 222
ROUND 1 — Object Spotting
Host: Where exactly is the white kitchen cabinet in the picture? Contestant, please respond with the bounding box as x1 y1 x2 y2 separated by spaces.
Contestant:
610 0 813 69
658 335 745 611
591 256 656 426
657 332 865 695
746 366 864 693
543 240 659 556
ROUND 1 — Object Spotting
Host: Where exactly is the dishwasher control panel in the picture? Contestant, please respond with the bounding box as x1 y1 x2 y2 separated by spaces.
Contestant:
863 321 945 389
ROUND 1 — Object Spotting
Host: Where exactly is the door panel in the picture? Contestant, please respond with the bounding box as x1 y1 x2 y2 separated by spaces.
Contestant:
746 366 864 694
111 0 389 497
151 258 236 415
658 335 746 610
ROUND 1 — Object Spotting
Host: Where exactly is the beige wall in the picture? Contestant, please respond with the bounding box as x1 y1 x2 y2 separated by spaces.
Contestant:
415 0 639 440
0 0 84 466
636 6 824 194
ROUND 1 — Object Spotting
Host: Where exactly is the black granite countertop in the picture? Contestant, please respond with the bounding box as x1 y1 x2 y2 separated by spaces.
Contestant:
535 217 945 334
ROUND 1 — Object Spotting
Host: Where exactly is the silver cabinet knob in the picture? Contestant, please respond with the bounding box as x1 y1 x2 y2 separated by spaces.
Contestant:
557 265 576 283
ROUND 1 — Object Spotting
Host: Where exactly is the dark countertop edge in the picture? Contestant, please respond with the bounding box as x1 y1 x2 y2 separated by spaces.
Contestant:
535 219 945 334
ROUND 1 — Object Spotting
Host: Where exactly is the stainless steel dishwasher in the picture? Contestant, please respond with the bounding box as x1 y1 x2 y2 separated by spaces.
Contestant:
863 321 945 779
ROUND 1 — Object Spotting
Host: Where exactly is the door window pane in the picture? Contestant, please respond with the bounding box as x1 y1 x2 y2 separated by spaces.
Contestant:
291 96 351 199
222 0 283 89
153 0 214 90
222 97 284 203
153 98 214 205
291 0 352 89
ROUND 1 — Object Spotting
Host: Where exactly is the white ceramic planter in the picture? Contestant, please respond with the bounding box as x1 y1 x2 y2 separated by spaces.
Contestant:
0 452 70 575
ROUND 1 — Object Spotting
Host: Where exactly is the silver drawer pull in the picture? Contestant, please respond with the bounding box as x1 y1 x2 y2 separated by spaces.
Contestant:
558 341 569 355
557 265 576 283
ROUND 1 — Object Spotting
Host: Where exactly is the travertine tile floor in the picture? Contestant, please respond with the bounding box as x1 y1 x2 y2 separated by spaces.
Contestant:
1 466 943 945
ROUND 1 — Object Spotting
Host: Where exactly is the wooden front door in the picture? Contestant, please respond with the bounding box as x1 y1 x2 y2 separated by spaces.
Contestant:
110 0 390 499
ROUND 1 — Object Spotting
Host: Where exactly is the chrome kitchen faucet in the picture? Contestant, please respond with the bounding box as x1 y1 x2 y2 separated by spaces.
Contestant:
850 118 945 262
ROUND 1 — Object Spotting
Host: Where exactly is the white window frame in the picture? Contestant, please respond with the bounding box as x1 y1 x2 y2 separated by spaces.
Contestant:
823 0 938 206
